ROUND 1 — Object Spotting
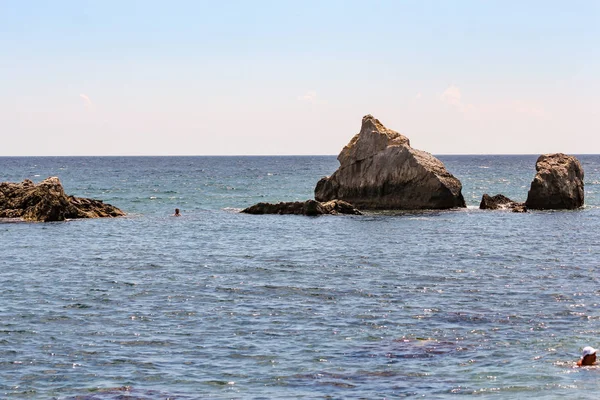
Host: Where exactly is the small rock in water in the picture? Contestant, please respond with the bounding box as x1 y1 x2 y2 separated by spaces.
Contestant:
479 194 527 212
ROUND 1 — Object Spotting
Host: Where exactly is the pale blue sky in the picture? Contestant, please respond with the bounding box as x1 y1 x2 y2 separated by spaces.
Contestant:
1 1 598 155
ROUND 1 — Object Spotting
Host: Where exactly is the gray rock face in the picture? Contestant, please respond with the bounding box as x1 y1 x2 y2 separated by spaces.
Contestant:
241 199 362 216
315 115 466 210
525 153 584 210
479 194 527 212
0 177 125 222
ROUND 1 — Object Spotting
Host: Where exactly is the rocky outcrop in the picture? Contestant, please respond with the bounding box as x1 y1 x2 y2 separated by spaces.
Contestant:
525 153 584 210
315 115 466 210
479 194 527 212
0 177 125 222
241 199 362 216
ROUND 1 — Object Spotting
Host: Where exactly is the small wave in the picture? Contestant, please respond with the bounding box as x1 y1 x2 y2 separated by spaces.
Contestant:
223 207 243 213
203 380 236 386
109 280 137 286
0 329 36 335
0 218 26 224
64 303 92 309
118 340 172 347
119 212 143 218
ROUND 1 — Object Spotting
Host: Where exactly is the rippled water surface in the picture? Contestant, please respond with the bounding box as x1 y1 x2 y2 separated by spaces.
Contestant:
2 155 600 399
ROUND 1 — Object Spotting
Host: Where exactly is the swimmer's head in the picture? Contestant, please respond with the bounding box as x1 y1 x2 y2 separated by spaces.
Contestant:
580 346 597 366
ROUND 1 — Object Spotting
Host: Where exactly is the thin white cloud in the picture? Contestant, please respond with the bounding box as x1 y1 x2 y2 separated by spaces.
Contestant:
415 92 423 100
80 94 93 109
298 90 317 103
439 85 477 113
440 85 463 108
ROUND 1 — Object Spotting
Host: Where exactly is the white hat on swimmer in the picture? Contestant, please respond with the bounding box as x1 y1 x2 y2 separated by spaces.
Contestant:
582 346 597 358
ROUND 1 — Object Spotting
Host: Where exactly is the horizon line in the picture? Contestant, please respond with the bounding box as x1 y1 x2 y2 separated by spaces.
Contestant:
0 153 598 158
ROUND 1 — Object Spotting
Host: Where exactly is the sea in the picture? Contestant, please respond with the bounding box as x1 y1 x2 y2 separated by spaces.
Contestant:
1 155 600 399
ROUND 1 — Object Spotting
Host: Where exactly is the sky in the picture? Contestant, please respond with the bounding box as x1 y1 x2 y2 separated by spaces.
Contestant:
1 0 598 156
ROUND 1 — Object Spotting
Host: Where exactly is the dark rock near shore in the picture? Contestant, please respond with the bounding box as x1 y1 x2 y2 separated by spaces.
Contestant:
479 194 527 212
314 115 466 210
241 199 362 216
525 153 584 210
0 177 125 222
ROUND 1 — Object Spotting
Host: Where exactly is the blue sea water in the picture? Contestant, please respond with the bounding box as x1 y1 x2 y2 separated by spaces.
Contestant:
1 155 600 399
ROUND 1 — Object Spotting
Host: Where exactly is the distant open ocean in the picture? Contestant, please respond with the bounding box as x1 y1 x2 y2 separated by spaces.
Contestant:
2 155 600 399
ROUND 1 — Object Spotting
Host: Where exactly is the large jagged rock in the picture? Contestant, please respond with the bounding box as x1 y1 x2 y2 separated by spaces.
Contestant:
479 194 527 212
525 153 584 210
315 115 466 210
241 199 362 216
0 177 125 222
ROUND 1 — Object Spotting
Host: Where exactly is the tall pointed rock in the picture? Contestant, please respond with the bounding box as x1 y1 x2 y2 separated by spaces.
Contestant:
315 115 466 210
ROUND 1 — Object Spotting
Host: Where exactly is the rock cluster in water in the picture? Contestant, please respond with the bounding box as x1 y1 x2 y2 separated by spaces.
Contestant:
0 177 125 222
241 199 362 216
479 153 584 212
240 115 584 216
314 115 466 210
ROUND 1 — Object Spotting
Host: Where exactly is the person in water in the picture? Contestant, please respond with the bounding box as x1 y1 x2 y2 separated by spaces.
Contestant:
577 346 597 366
174 208 181 217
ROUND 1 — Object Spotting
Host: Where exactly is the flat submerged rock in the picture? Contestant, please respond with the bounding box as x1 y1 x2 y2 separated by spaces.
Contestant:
241 199 362 216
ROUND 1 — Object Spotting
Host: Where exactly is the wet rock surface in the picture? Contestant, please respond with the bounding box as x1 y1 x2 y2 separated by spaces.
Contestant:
0 177 125 222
